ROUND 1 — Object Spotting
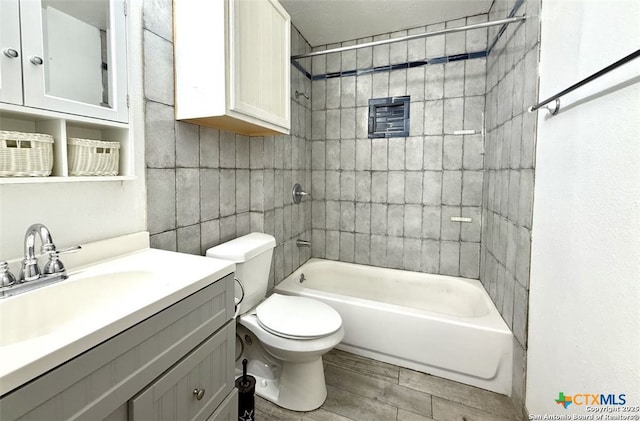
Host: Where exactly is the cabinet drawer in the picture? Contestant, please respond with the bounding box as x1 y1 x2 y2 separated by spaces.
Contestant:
207 389 237 421
130 322 235 421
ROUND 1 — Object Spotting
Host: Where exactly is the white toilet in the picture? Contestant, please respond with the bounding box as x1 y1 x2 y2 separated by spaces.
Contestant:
206 232 344 411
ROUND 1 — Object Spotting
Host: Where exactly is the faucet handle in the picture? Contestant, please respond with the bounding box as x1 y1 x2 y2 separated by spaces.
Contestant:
0 261 17 288
58 245 82 254
43 245 81 275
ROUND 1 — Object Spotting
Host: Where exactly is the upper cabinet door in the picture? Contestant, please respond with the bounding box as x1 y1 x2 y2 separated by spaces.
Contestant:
0 0 23 105
174 0 290 135
228 0 290 130
19 0 128 122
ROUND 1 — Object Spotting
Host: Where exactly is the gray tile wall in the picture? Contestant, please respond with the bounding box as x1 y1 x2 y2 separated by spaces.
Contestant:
310 15 488 278
143 0 313 289
482 0 539 412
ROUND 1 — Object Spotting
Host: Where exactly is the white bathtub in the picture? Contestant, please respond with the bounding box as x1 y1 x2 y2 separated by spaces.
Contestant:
275 258 513 395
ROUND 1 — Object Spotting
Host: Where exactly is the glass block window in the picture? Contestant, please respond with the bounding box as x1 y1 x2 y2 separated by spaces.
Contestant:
368 96 410 138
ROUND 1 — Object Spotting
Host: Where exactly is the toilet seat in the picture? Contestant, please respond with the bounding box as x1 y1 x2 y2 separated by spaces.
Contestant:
255 294 342 339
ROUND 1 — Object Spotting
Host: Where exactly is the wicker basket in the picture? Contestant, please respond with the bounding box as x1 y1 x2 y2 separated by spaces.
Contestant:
0 130 54 177
67 137 120 176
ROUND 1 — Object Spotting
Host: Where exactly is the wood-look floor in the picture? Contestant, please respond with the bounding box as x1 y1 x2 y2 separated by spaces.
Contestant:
255 349 522 421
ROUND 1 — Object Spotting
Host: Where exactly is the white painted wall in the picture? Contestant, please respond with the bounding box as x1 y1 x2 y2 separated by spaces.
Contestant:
526 0 640 415
0 2 146 260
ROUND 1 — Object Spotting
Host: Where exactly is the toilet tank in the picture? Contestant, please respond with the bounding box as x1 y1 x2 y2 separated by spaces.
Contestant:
206 232 276 314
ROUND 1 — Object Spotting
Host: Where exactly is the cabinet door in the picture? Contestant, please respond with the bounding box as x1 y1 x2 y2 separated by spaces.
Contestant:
229 0 290 130
19 0 128 122
206 390 237 421
130 323 235 421
0 0 23 105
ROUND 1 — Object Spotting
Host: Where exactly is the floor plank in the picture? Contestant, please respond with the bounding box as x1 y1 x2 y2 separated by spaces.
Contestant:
399 368 520 419
397 409 437 421
325 364 432 417
321 384 398 421
303 408 354 421
431 396 520 421
256 396 303 420
324 349 400 383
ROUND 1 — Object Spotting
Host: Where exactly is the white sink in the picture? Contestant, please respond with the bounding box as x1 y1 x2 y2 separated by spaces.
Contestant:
0 241 234 396
1 270 157 346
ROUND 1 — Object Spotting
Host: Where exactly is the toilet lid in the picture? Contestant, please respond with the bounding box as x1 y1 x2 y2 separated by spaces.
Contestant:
256 294 342 339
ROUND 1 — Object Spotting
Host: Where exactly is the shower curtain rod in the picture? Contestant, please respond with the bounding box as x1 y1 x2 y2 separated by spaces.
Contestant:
528 48 640 115
291 15 527 60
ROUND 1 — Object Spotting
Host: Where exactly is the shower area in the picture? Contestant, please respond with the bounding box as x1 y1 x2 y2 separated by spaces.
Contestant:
143 0 540 412
292 0 539 409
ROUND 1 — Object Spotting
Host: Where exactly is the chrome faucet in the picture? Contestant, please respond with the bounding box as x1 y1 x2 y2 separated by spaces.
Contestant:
0 223 81 298
22 223 57 281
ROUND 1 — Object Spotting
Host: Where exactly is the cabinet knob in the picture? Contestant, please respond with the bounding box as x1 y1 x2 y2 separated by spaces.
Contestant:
3 48 19 58
192 388 205 401
29 56 43 65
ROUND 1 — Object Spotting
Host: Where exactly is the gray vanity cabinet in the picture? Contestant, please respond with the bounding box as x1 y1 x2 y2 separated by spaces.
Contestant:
0 274 237 421
129 323 235 420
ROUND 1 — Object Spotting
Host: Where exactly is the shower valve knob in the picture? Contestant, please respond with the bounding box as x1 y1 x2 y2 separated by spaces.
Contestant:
292 183 309 204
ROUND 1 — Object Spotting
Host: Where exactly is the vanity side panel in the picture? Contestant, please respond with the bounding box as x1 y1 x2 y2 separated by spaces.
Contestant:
0 275 234 421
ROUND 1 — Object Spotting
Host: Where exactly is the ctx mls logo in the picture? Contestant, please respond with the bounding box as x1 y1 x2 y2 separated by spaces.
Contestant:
555 392 573 408
555 392 627 408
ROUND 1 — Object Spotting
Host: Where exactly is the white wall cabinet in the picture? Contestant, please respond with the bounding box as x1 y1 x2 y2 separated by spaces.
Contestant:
0 0 128 123
0 0 132 182
0 275 237 421
174 0 291 136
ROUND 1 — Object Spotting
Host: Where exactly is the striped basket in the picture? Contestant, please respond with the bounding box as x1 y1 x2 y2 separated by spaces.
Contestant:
0 130 54 177
67 138 120 176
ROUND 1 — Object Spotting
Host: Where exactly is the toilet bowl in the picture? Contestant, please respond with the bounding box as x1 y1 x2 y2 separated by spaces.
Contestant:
237 294 344 411
206 233 344 411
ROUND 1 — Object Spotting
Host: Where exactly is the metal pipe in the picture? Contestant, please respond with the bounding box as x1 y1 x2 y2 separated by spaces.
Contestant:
291 16 527 60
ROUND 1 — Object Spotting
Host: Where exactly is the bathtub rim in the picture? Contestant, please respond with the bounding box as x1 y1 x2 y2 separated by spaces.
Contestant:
276 258 511 334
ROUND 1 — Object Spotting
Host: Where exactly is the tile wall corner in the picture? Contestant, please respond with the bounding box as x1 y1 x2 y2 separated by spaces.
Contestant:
143 4 313 285
482 0 540 411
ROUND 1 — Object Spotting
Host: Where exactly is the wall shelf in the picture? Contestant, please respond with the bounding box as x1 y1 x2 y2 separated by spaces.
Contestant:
0 175 136 185
0 105 133 183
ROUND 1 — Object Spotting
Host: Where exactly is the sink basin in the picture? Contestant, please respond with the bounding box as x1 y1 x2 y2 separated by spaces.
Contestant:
0 270 157 346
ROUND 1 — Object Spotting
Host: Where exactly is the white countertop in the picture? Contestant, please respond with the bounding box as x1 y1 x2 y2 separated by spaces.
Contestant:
0 234 234 396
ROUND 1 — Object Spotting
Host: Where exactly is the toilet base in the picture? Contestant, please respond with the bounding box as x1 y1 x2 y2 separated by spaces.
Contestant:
236 325 330 412
238 357 328 411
